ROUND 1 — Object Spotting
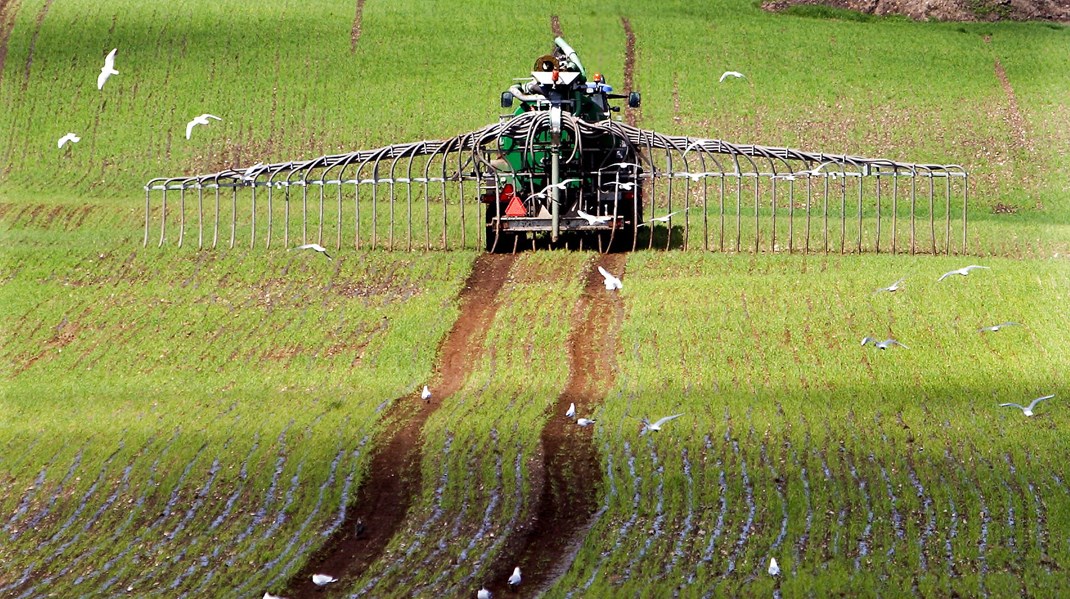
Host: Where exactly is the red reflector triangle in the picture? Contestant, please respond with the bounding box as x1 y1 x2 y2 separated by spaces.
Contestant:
505 195 527 217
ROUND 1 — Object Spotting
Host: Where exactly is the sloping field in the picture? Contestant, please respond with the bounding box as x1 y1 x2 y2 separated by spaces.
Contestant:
1 0 1069 597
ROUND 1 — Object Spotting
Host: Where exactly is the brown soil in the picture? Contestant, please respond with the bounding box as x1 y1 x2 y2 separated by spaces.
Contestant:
761 0 1070 21
350 0 366 53
620 17 639 127
551 14 563 38
20 0 51 91
283 253 516 598
991 57 1029 150
0 0 21 86
483 254 627 596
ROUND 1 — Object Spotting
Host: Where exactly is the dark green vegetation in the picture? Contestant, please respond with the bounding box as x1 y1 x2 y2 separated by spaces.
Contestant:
1 0 1068 596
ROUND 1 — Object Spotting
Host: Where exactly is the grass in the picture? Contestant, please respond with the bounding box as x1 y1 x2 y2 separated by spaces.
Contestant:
1 0 1069 596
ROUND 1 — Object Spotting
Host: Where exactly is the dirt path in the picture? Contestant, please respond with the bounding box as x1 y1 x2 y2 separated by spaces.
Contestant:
550 14 563 38
350 0 366 53
284 253 516 598
620 17 639 127
483 253 627 596
991 57 1030 150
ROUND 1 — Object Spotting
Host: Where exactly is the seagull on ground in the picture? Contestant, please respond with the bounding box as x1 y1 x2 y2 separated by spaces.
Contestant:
422 385 432 401
577 418 596 427
508 566 522 588
938 265 989 281
768 557 780 576
290 243 333 260
565 402 576 418
57 133 81 149
873 278 905 294
97 48 118 89
185 114 223 140
477 587 492 599
576 210 613 225
311 574 337 586
719 71 745 82
1000 395 1053 417
640 413 684 434
639 208 690 227
980 322 1019 333
861 337 908 350
597 265 622 290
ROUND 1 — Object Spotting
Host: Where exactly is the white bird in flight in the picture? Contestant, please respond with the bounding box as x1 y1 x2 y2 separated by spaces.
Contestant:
186 114 223 140
422 385 432 401
477 587 492 599
979 322 1020 333
938 265 989 281
768 557 780 576
290 243 333 260
673 171 717 182
640 413 684 434
97 48 118 89
873 278 905 294
577 418 596 427
508 566 522 587
603 180 637 191
311 574 337 586
263 593 287 599
861 337 908 350
719 70 745 82
597 265 622 290
607 161 641 170
565 402 575 418
576 210 613 225
57 133 81 148
639 208 690 227
999 395 1053 417
531 178 580 198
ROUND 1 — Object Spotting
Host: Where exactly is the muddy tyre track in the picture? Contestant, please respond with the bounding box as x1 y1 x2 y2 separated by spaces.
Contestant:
550 15 563 38
620 17 639 127
484 253 626 596
284 253 516 598
350 0 366 53
0 0 22 86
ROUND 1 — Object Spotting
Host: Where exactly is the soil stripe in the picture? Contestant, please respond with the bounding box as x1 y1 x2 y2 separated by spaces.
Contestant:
20 0 51 92
0 0 22 86
483 253 626 596
550 14 563 38
350 0 366 53
992 58 1029 150
283 253 516 598
620 17 639 127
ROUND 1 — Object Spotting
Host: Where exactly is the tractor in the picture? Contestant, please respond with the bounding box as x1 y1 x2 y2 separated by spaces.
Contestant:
481 38 643 252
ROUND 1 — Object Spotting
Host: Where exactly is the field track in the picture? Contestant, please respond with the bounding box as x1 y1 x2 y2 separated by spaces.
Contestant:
0 0 20 85
620 17 639 128
484 254 627 595
284 253 516 598
350 0 366 53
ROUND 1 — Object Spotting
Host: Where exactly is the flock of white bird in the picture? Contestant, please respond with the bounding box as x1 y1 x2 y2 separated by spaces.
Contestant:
57 48 222 150
866 265 1054 417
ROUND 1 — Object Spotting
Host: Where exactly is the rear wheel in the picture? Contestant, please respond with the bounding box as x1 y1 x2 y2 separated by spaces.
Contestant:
485 204 516 253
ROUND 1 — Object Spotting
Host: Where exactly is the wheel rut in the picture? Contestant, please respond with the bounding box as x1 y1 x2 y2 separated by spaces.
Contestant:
484 253 627 596
283 253 516 598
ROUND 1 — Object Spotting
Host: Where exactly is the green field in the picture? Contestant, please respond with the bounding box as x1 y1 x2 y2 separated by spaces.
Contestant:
2 0 1069 597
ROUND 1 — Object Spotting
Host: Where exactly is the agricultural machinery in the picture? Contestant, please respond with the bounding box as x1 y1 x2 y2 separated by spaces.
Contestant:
146 38 968 255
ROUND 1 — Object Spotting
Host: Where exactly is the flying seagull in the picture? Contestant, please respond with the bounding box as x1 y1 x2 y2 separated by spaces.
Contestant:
640 413 684 434
57 133 81 149
565 402 575 418
576 210 613 225
97 48 118 89
311 574 337 586
873 278 905 294
263 593 288 599
607 161 642 170
768 557 780 576
477 587 492 599
531 178 580 198
422 385 432 401
289 243 333 260
577 418 596 427
719 71 745 82
186 114 223 140
242 162 266 181
938 265 989 282
603 180 637 191
979 322 1020 333
999 394 1053 417
673 172 717 182
508 566 522 588
597 265 622 290
639 208 690 227
861 337 908 350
